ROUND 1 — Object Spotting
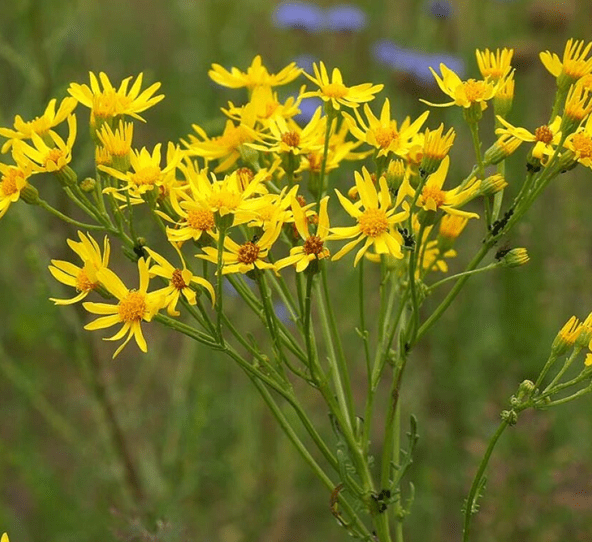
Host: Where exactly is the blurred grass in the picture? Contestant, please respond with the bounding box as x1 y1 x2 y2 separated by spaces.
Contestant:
1 0 592 541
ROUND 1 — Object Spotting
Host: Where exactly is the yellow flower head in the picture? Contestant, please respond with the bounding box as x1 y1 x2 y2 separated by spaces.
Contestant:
476 48 514 81
83 258 164 359
276 196 331 272
12 114 77 173
551 315 581 355
420 123 455 175
49 232 110 305
344 98 429 157
209 55 301 90
562 83 592 130
100 142 182 199
185 103 262 172
198 221 283 275
439 214 468 241
330 167 409 266
417 156 480 219
564 114 592 168
302 62 384 111
422 64 497 110
0 161 32 219
0 97 77 153
145 246 215 316
68 72 164 126
96 121 134 166
495 115 563 164
540 39 592 85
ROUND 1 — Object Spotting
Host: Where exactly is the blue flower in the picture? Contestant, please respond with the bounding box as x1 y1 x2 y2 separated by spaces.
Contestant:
372 39 465 85
426 0 453 19
325 4 367 32
295 96 323 124
273 1 325 33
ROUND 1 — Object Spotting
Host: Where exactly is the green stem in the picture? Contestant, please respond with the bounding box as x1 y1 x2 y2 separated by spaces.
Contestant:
462 419 510 542
427 263 498 292
38 199 105 229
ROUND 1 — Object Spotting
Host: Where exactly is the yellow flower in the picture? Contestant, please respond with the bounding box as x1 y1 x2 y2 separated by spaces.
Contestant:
420 123 456 174
0 161 32 219
416 156 480 219
439 214 468 241
12 114 76 173
562 83 592 129
228 85 304 126
0 96 77 153
49 232 110 305
2 533 9 542
564 114 592 168
302 62 383 111
145 246 215 316
68 72 164 125
185 105 262 172
248 106 325 156
344 99 429 157
495 115 563 164
100 142 182 199
540 39 592 84
209 55 301 90
83 258 163 359
330 167 409 265
198 221 283 275
96 120 134 171
475 48 514 81
422 64 497 110
276 196 331 272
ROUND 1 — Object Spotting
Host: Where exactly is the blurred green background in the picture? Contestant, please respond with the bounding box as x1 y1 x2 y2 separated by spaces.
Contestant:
1 0 592 540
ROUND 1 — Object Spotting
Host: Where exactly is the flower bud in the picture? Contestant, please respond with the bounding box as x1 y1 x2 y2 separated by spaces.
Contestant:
483 135 522 165
551 315 581 355
80 177 97 193
479 173 508 196
20 183 40 205
498 247 529 268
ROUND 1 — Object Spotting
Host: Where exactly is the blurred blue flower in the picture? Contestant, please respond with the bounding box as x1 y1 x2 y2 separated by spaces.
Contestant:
273 1 325 33
426 0 453 19
295 96 323 124
372 39 465 85
273 301 291 325
326 4 367 32
292 54 318 73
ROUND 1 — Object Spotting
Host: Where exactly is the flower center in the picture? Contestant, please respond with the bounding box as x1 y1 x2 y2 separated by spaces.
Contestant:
572 132 592 158
281 131 300 148
75 268 96 292
187 208 215 231
92 92 119 120
374 127 399 149
118 290 147 322
209 189 241 214
358 208 389 237
237 241 260 264
1 168 21 196
171 269 187 290
463 79 489 102
132 166 161 186
303 235 324 255
236 167 255 190
534 125 553 143
322 83 348 98
421 185 446 209
306 152 322 173
219 125 252 149
45 149 65 168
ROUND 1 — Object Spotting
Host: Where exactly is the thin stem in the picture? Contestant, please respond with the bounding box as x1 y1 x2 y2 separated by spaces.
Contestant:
38 199 105 230
462 419 510 542
427 263 498 292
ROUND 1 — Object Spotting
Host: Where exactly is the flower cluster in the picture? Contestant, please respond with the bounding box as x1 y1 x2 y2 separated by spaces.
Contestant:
4 41 591 365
